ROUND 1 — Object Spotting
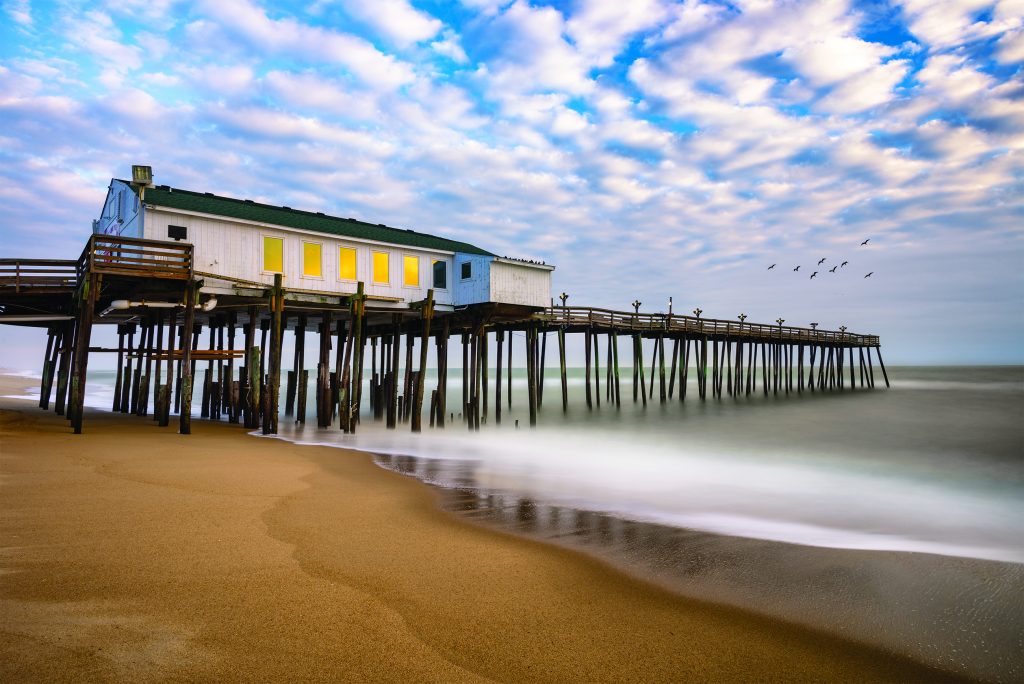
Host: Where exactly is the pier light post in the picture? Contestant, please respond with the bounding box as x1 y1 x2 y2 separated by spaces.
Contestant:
633 299 642 314
559 292 568 322
693 307 703 331
839 325 847 341
810 322 818 341
776 318 784 339
738 313 747 323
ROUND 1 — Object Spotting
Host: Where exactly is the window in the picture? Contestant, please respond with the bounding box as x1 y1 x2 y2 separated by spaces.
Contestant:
263 236 284 273
303 242 322 277
372 251 389 284
339 247 357 280
461 262 472 280
403 255 419 287
432 260 447 289
167 225 187 240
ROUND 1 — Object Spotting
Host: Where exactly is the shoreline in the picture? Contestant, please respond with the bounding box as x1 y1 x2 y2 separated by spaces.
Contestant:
0 377 971 681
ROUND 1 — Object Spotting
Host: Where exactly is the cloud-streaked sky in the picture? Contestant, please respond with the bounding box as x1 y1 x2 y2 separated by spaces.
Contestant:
1 0 1022 365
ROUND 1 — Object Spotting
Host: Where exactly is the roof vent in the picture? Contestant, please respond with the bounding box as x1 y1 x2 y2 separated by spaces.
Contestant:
131 165 153 186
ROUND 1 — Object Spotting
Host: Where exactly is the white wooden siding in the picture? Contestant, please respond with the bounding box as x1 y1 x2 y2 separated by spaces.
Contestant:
144 209 455 306
489 260 552 308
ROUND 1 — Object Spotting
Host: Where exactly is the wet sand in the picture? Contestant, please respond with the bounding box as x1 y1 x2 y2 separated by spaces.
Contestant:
0 378 969 681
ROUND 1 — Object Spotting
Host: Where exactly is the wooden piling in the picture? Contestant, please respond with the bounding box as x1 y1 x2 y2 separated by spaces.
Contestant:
411 290 434 432
178 282 197 434
873 347 889 387
593 331 600 408
69 273 100 433
388 314 401 429
585 328 593 410
538 330 546 408
495 329 503 424
558 327 568 412
526 326 538 426
611 332 621 408
265 273 284 435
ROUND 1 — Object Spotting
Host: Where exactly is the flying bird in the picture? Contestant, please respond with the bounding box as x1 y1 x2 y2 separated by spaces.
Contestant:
793 265 801 272
817 258 826 265
829 266 838 273
810 271 818 279
768 264 776 270
864 272 873 278
861 238 870 246
841 261 848 267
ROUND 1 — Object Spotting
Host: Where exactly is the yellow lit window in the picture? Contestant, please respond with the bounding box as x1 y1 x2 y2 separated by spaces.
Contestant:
339 247 357 280
263 236 283 273
372 251 389 284
303 242 322 277
403 255 419 287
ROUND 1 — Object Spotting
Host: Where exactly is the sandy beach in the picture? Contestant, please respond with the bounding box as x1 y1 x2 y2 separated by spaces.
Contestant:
0 375 968 682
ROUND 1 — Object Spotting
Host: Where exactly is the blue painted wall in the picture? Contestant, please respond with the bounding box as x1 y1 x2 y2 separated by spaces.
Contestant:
453 253 493 306
92 180 143 238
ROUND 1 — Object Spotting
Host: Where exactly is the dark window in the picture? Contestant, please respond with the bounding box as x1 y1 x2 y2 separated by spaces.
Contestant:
461 262 472 280
433 260 447 289
168 225 188 240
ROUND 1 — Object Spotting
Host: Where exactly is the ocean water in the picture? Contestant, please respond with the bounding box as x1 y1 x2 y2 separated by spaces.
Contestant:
8 363 1023 680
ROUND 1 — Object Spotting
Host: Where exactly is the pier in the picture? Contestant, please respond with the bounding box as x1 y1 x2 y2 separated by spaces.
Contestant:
1 234 889 435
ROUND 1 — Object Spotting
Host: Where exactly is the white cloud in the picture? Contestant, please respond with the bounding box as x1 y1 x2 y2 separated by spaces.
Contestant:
566 0 670 68
4 0 31 25
816 59 908 113
338 0 442 48
198 0 416 90
897 0 1021 49
263 71 380 120
431 30 469 63
995 28 1024 63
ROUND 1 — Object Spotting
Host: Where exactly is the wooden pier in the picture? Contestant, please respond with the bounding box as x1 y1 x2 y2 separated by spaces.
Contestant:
1 235 890 435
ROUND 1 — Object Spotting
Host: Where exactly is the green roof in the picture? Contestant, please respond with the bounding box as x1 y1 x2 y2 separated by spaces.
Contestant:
137 184 495 256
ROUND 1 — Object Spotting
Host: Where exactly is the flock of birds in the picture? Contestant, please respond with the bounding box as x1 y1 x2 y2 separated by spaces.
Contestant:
767 238 874 280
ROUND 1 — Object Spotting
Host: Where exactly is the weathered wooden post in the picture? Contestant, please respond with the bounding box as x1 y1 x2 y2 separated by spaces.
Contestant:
152 310 165 421
538 330 546 408
558 326 568 412
872 344 888 387
668 338 679 399
54 319 74 416
403 329 415 422
592 331 601 408
507 329 513 409
495 328 503 424
411 290 434 432
585 327 593 410
69 273 100 434
179 282 197 434
387 314 401 429
112 324 125 411
265 273 284 435
526 326 538 426
437 316 448 428
481 328 489 421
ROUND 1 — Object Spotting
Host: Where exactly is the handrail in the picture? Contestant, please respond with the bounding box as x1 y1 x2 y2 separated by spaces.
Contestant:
78 234 193 281
536 306 879 346
0 259 78 293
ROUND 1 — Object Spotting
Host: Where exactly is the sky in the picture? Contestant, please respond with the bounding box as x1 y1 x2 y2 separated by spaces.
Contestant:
0 0 1022 368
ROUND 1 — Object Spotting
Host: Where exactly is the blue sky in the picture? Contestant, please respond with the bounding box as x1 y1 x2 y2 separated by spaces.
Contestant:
1 0 1022 366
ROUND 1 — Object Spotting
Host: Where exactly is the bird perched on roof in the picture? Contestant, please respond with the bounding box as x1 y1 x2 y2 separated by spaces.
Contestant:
829 266 837 273
793 265 801 272
767 264 776 270
841 261 848 267
817 258 826 265
864 272 873 278
861 238 870 246
810 271 818 279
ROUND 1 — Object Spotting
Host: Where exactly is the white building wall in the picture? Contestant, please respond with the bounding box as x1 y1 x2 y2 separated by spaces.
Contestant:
143 208 455 306
488 260 552 308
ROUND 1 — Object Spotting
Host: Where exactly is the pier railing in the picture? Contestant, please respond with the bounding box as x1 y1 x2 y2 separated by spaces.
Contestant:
0 258 78 294
78 234 193 281
536 306 879 346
